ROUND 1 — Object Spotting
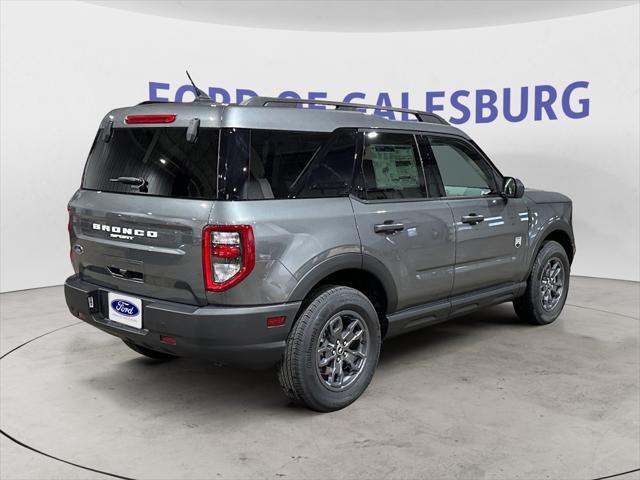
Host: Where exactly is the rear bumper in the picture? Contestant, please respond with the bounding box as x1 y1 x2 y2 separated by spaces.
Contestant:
64 275 300 369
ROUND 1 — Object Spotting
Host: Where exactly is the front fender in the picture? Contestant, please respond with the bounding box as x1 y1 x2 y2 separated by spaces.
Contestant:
524 203 575 279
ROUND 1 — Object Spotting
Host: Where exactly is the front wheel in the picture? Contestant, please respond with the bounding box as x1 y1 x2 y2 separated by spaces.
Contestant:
277 286 381 412
514 240 570 325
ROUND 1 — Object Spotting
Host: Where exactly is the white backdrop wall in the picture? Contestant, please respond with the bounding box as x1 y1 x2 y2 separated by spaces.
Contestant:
1 1 639 292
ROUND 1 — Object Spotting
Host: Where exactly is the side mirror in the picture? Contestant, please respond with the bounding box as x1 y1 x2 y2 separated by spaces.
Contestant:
502 177 525 198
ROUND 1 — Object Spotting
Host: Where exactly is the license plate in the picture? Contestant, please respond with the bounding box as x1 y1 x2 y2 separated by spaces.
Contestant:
107 292 142 329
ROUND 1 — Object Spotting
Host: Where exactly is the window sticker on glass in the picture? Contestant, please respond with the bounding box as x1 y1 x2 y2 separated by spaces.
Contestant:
368 145 420 190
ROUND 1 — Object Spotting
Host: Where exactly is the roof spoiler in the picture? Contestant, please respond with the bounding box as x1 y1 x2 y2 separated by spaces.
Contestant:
241 96 449 125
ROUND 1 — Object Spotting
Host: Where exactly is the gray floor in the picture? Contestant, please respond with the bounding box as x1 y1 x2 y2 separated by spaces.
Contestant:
1 277 638 480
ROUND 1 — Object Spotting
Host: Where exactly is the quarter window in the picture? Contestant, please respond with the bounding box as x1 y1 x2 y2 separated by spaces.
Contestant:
223 129 357 200
360 132 427 200
248 130 329 199
428 136 497 197
292 131 357 198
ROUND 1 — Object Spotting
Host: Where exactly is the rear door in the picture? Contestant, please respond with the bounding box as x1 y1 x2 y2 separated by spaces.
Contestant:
424 135 529 296
351 131 455 312
69 125 220 306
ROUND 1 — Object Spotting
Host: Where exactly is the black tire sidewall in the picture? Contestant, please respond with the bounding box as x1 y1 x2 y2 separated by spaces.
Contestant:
293 287 381 411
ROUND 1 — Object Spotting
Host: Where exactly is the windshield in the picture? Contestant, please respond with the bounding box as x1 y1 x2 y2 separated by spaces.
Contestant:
82 127 219 199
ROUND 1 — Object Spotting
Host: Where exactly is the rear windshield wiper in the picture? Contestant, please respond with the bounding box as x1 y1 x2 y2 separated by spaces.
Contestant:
109 176 148 193
110 176 145 185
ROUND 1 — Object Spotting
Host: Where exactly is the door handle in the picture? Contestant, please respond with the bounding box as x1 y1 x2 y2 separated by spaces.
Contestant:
461 214 485 225
374 222 405 234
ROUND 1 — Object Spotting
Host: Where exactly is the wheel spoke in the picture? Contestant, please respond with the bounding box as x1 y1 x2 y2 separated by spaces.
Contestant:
319 354 336 368
317 344 334 355
331 359 343 387
344 329 363 347
346 347 365 359
329 316 343 341
343 352 360 372
341 320 358 342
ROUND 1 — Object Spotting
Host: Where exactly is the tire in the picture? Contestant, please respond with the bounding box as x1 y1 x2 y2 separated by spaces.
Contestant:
122 339 179 361
514 240 570 325
277 286 381 412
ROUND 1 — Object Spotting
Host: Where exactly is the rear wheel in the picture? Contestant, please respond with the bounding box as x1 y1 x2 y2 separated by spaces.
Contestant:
122 339 179 361
277 286 381 412
514 240 570 325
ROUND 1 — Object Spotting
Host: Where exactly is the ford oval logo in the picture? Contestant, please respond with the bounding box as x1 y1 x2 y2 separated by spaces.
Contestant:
110 299 139 317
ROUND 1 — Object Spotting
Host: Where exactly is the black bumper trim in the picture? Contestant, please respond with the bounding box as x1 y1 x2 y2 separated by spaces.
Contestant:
64 275 301 369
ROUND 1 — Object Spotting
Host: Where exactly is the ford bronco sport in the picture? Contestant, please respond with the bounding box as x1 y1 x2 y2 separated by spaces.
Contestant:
65 92 575 412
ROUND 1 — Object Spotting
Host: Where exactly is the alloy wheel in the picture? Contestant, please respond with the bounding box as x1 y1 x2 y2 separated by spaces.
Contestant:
540 257 564 311
316 311 369 391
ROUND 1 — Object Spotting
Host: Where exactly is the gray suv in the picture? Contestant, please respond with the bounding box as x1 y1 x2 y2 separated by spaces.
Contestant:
65 94 575 411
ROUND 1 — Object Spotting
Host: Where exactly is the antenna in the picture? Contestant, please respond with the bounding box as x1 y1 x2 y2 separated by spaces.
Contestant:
185 70 211 101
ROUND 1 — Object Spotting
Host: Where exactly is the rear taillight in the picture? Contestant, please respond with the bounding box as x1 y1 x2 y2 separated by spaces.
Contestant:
203 225 255 292
124 114 176 124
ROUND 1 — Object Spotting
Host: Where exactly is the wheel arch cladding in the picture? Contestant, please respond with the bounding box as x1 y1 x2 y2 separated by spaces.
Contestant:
541 229 574 264
288 254 397 338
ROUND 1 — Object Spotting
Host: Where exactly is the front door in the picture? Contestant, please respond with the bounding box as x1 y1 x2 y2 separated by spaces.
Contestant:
425 135 529 296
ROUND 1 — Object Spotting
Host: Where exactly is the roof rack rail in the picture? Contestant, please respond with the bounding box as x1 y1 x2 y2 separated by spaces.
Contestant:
241 96 449 125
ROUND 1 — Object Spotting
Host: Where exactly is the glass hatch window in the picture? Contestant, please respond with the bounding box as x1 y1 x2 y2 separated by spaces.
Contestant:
82 127 219 199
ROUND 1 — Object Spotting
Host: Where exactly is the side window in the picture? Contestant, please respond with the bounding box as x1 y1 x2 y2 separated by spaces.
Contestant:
293 130 357 198
428 136 497 197
248 130 329 199
360 132 427 200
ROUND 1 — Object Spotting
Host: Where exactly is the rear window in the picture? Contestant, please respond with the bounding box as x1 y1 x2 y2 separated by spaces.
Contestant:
82 127 219 199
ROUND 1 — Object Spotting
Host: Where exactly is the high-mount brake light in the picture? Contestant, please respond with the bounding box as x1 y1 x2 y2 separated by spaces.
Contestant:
203 225 255 292
124 114 177 124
